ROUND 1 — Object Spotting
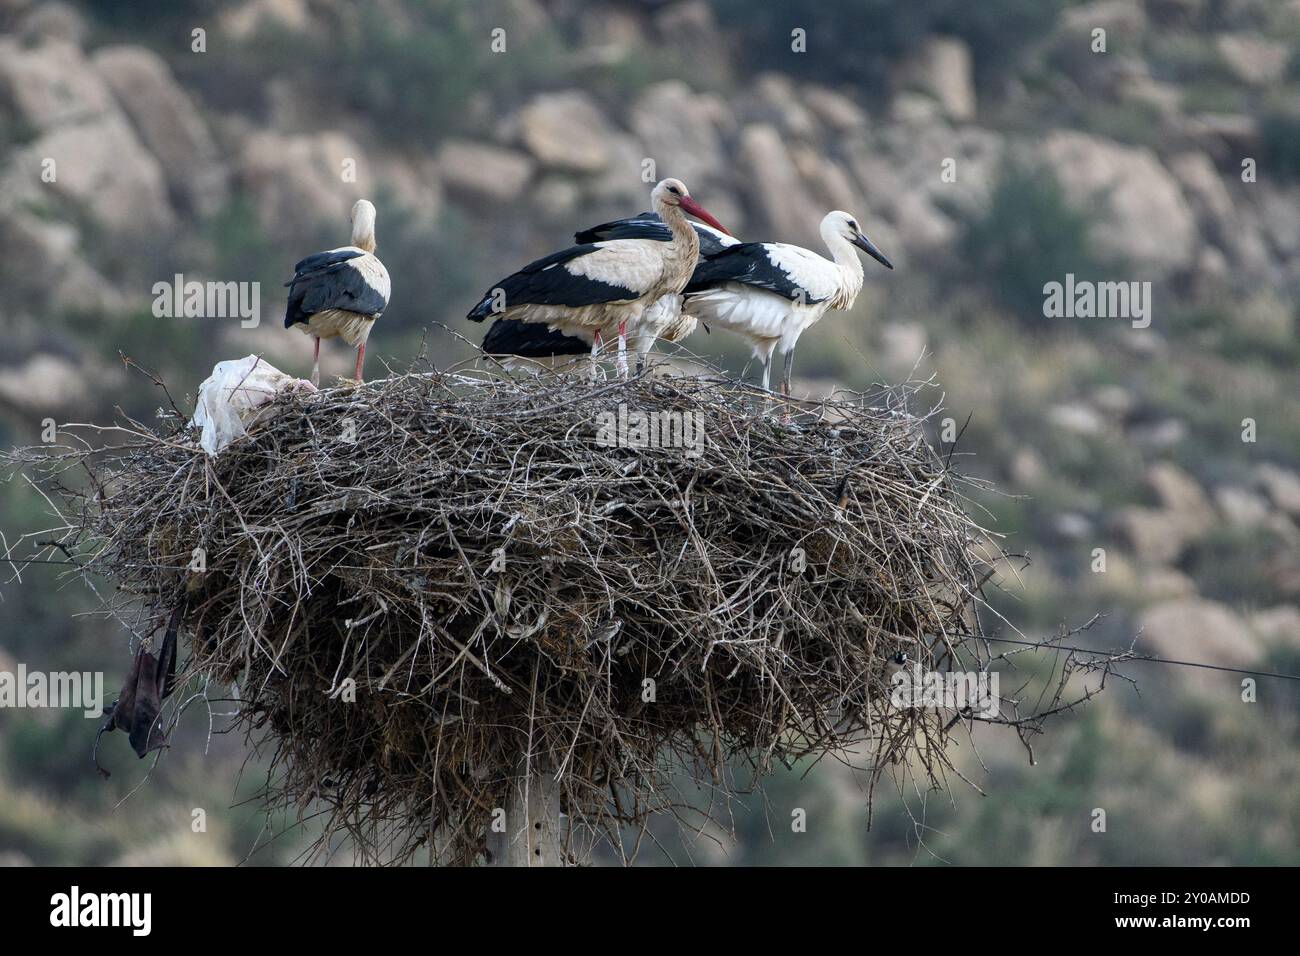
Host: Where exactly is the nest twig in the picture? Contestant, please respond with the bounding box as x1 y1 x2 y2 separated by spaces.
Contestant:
3 361 1065 865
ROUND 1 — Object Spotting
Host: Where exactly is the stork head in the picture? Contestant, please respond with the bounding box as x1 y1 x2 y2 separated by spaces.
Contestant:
823 211 892 270
350 199 377 253
651 178 731 236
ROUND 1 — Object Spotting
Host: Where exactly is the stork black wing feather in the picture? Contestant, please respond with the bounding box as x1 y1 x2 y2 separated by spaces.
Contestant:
287 248 365 282
575 212 735 257
574 213 663 244
466 243 639 322
685 243 831 303
482 319 592 357
285 257 387 328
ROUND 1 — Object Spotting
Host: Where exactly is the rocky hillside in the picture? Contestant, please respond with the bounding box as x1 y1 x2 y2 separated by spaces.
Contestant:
0 0 1297 865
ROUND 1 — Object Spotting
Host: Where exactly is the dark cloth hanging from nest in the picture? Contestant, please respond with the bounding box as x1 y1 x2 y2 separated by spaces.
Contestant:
94 604 181 776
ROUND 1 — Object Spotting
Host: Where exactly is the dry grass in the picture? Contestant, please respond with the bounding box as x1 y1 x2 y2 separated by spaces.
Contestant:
5 361 1011 865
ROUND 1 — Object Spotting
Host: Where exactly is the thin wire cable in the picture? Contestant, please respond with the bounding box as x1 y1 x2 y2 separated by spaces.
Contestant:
7 557 1300 683
982 634 1300 683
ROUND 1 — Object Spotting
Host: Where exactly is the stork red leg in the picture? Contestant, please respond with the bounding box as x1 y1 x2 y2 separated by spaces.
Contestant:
354 342 367 383
311 336 322 388
589 330 603 379
616 319 629 379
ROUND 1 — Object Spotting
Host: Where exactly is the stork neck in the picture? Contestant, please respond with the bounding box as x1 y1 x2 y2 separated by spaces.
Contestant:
822 231 865 307
351 208 377 253
822 230 860 273
656 198 700 258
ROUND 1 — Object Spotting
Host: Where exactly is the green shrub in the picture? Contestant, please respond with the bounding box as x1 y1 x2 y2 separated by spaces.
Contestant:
204 193 279 288
1180 525 1291 606
957 159 1108 321
1260 105 1300 180
225 2 566 148
1148 35 1238 87
710 0 1067 95
1082 100 1170 148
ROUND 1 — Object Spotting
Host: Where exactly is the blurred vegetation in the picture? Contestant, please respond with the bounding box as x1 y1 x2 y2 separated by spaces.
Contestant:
238 5 566 147
1182 526 1293 606
956 160 1109 321
84 0 570 148
3 0 1297 867
710 0 1069 96
1259 104 1300 180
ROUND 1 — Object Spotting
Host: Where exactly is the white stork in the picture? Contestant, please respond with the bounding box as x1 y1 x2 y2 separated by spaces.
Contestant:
575 212 740 372
482 212 740 373
467 179 729 377
683 211 893 395
285 199 391 386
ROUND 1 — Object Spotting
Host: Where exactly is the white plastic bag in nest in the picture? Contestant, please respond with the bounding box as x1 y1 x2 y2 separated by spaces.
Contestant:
191 355 311 456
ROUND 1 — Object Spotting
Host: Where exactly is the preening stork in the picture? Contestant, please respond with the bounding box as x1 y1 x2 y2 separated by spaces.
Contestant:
467 178 729 377
683 211 893 395
285 199 391 386
481 210 740 372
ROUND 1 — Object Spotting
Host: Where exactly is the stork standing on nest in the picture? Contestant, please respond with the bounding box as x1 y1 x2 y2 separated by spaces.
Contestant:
285 199 391 386
576 212 740 372
482 212 739 373
467 179 729 378
683 211 893 396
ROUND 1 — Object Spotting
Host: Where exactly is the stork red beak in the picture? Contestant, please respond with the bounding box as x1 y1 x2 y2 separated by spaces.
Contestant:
679 196 731 236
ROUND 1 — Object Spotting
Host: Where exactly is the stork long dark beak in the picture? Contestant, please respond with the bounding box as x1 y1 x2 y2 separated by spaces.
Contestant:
854 233 893 270
679 196 732 236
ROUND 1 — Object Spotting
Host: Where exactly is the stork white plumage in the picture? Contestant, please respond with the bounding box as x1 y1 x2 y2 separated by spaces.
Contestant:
482 296 695 375
285 199 391 386
482 213 740 373
574 213 741 373
683 211 893 395
467 179 729 378
627 292 695 368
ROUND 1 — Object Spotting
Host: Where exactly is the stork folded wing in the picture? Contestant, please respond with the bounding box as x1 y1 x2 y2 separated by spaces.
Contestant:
483 318 592 357
287 248 366 282
686 242 838 304
286 254 389 328
575 212 737 257
467 243 643 321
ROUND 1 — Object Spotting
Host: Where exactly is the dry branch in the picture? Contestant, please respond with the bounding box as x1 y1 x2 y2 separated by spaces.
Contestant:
2 362 1103 865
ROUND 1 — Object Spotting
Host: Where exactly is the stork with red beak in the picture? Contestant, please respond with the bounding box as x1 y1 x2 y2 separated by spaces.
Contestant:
482 212 739 372
467 178 729 377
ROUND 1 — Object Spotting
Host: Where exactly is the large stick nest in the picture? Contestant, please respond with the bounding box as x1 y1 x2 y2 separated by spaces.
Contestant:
9 365 998 864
